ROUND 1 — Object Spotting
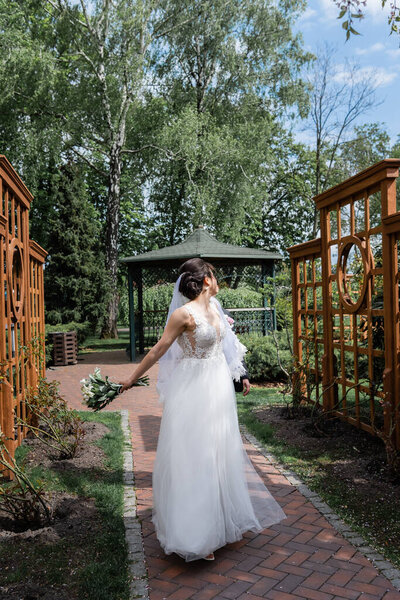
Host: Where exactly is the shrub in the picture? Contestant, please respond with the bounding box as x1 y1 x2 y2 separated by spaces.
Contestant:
45 321 92 345
262 263 293 331
217 286 263 308
21 377 86 460
238 332 293 382
117 282 265 327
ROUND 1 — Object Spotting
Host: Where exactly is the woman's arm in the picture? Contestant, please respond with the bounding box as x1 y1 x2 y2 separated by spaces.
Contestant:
119 307 190 392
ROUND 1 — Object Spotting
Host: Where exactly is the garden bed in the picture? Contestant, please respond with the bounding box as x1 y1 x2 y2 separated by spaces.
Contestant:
237 386 400 569
0 412 129 600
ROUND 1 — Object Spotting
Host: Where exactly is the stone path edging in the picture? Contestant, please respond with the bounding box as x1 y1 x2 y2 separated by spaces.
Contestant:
120 409 150 600
239 422 400 593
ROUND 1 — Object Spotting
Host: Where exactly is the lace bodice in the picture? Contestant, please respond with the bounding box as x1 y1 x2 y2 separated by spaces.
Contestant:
177 302 226 360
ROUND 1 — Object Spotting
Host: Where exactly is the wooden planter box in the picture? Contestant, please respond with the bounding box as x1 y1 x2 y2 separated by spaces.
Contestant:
49 331 78 366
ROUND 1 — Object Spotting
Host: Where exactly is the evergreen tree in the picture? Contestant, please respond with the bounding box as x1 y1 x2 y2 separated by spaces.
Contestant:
44 161 109 332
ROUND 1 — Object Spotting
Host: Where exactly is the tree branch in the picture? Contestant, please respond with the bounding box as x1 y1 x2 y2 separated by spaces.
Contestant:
70 148 108 177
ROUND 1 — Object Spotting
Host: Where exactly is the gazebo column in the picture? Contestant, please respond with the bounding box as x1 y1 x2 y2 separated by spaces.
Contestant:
262 261 277 333
137 267 145 354
127 267 136 361
272 260 277 331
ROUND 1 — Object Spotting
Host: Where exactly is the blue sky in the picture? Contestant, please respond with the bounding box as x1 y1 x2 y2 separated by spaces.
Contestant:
293 0 400 147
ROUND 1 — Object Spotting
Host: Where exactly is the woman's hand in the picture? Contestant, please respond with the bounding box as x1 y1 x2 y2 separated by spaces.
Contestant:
119 379 134 393
242 378 250 397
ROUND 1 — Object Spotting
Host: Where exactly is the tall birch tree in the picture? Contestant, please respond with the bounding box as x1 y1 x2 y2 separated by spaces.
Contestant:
45 0 193 337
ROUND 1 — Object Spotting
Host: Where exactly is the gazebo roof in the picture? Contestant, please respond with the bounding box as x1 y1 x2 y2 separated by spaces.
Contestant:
120 227 283 265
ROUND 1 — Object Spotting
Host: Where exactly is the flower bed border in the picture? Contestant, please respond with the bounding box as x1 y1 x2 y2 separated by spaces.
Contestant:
120 409 149 600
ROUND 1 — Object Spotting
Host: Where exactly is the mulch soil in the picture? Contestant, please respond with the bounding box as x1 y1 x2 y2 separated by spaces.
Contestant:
0 421 109 600
252 400 400 487
251 395 400 563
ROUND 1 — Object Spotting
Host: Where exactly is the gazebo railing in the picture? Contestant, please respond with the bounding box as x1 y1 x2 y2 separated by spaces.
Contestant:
134 307 275 350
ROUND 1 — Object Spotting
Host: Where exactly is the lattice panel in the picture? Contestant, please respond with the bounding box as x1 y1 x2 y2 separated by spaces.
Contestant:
291 247 324 403
0 157 47 471
327 188 385 432
289 160 400 450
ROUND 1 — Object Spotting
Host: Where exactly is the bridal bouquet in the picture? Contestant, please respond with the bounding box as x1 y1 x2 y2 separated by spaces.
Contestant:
224 314 235 329
81 367 149 411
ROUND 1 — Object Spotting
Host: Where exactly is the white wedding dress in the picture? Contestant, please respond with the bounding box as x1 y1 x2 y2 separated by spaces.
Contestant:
151 301 287 562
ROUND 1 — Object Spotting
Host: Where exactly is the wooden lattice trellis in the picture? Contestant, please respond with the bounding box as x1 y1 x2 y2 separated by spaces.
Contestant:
0 156 47 471
288 159 400 450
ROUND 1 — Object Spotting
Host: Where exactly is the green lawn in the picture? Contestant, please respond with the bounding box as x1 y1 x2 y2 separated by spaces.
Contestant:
80 330 130 353
0 411 130 600
236 387 400 569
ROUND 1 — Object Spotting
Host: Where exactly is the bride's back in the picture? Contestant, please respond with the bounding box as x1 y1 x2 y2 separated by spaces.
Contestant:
177 303 225 360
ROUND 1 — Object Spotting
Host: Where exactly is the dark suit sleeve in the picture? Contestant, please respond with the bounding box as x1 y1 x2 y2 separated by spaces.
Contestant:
221 307 249 381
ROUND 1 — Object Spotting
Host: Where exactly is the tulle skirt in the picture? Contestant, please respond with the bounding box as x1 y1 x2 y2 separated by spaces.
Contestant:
151 353 287 562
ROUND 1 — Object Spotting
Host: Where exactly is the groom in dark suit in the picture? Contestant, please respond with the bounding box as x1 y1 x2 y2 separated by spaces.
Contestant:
221 306 251 396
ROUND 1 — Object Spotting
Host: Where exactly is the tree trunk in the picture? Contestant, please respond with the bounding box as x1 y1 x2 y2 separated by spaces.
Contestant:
102 145 122 338
312 141 321 238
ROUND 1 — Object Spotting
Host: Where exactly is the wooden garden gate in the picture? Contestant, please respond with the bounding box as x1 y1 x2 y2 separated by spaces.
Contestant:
0 156 47 466
288 159 400 451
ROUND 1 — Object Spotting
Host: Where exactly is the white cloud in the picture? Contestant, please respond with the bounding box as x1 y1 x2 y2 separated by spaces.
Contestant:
318 0 386 24
318 0 341 23
363 0 388 20
298 7 317 22
355 42 385 55
333 64 397 88
386 48 400 58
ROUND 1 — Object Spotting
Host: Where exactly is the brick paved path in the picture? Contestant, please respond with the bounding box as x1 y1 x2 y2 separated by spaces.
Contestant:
47 351 400 600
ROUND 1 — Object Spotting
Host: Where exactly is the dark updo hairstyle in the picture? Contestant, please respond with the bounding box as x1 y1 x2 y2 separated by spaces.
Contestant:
178 258 216 300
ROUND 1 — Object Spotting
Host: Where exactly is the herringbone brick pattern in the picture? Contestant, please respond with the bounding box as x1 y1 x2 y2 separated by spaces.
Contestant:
46 351 400 600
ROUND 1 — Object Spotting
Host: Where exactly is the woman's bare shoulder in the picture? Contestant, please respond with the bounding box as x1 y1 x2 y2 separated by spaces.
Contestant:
169 305 191 323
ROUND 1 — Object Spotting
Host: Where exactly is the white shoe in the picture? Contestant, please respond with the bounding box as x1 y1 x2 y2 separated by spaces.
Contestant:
203 552 215 561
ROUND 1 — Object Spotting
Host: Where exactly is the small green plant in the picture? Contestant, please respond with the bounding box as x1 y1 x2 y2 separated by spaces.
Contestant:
19 377 86 460
0 427 52 527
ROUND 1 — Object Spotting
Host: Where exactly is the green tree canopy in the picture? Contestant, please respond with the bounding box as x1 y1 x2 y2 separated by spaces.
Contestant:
44 161 109 330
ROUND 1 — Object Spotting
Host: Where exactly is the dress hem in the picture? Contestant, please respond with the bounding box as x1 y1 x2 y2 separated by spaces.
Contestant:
151 510 286 562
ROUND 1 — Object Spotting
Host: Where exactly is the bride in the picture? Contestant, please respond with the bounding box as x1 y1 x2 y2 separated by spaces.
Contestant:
119 258 287 562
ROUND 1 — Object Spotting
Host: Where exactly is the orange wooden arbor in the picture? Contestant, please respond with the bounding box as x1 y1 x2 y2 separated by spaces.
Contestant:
0 156 47 465
288 159 400 451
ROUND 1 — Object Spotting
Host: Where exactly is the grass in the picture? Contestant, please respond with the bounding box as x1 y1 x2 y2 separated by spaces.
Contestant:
236 387 400 569
80 330 130 353
0 411 130 600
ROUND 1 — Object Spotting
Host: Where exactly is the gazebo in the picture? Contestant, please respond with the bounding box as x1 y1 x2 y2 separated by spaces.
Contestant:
120 227 283 360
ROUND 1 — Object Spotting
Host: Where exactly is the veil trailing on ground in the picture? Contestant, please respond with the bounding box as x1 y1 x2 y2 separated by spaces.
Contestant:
156 274 247 405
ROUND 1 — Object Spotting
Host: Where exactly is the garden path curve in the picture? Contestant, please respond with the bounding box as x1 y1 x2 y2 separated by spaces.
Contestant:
46 350 399 600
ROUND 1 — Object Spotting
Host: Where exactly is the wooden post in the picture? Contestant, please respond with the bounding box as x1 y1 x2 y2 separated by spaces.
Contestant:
381 177 397 449
128 268 136 361
290 256 302 402
320 206 336 413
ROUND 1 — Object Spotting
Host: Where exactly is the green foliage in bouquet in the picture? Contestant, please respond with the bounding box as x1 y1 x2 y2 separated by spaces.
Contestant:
81 368 149 412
